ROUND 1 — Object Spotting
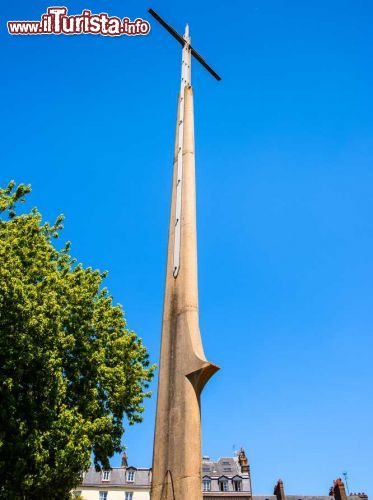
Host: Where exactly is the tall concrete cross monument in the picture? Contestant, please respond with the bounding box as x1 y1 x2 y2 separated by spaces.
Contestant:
148 9 221 500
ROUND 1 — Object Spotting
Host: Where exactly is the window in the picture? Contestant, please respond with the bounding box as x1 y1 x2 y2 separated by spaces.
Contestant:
99 492 108 500
125 493 133 500
223 467 232 472
102 470 110 481
222 461 230 465
203 480 211 492
219 480 228 492
234 480 243 491
126 470 135 482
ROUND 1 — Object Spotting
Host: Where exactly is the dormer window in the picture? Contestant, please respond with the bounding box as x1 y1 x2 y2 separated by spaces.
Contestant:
219 480 228 492
218 475 229 492
202 479 211 491
233 479 243 491
126 470 135 482
102 470 110 481
232 475 243 491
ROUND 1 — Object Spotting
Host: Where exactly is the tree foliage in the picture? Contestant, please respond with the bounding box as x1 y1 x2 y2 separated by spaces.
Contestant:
0 182 155 499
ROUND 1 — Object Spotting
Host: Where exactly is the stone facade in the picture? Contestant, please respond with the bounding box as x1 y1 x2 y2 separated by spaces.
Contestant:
74 454 367 500
201 451 252 497
74 452 251 499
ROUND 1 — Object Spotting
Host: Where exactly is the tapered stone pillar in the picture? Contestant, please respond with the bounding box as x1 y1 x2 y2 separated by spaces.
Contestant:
151 27 219 500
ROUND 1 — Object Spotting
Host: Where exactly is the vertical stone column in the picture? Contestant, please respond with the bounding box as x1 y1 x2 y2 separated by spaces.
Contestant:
150 80 218 500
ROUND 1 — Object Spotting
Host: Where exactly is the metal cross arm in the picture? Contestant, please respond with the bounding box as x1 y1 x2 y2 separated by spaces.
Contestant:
148 8 222 81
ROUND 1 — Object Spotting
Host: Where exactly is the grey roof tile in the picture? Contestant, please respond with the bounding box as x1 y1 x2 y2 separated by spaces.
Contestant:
82 467 151 487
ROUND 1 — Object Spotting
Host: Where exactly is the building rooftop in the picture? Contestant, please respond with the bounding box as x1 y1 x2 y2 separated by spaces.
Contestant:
202 456 243 477
77 455 367 500
82 466 151 488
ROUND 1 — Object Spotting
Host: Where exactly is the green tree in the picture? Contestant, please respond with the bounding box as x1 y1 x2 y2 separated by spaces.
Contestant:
0 182 155 499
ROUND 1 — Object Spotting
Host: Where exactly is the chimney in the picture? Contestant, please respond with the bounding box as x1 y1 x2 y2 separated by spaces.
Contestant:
238 448 250 474
274 479 286 500
332 478 348 500
121 452 128 468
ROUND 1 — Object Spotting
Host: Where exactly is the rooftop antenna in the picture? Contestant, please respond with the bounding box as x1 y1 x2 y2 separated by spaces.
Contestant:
148 8 221 278
342 472 350 495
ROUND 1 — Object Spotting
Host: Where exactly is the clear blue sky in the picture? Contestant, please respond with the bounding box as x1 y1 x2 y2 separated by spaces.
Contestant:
2 0 372 496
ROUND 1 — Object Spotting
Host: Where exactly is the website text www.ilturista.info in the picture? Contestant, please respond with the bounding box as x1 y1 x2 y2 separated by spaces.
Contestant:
7 7 151 36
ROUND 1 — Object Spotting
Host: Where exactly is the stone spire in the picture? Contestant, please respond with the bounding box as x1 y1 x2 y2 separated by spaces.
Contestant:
150 24 219 500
